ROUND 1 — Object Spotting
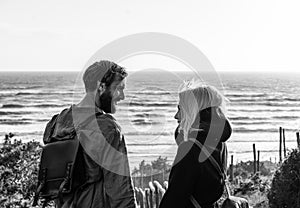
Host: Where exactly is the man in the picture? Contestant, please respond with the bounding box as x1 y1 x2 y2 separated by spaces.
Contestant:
44 60 137 207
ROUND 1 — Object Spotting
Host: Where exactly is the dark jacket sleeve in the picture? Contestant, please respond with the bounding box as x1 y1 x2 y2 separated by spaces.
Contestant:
102 128 137 208
159 142 199 208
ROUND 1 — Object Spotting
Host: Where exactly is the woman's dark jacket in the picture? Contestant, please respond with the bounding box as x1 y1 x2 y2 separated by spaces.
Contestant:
159 118 232 208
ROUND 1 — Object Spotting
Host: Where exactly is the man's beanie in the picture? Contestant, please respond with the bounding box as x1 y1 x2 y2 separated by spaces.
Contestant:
83 60 116 92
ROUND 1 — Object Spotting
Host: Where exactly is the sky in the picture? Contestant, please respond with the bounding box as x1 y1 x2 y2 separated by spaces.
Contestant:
1 0 300 72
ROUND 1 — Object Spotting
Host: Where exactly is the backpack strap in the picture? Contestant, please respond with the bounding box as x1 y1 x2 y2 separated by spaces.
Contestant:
188 138 230 207
32 168 46 206
188 138 226 181
74 111 103 131
190 195 202 208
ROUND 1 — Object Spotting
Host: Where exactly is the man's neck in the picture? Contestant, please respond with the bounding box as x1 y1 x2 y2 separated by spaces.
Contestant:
77 93 98 108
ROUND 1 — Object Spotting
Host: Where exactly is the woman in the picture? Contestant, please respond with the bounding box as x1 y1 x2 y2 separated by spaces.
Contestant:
159 81 232 208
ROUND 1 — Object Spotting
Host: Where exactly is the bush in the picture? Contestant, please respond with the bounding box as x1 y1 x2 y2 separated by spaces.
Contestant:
0 135 42 207
232 161 272 179
268 149 300 208
131 156 171 188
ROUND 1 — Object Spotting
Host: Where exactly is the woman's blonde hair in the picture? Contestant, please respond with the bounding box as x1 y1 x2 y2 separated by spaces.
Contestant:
178 80 228 141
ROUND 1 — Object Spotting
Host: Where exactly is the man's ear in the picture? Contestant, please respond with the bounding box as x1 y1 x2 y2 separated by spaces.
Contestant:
97 81 106 95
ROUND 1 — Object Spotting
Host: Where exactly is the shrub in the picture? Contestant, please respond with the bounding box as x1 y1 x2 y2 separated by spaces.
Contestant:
268 149 300 208
0 136 42 207
232 161 272 179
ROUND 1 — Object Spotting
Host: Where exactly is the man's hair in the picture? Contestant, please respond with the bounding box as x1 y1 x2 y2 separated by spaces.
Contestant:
101 63 128 87
83 60 128 92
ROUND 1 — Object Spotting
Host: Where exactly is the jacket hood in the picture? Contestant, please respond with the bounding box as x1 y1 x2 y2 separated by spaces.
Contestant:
197 118 232 143
51 107 74 139
174 118 232 146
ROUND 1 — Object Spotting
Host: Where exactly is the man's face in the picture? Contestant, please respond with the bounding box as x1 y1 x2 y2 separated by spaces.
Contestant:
100 78 126 114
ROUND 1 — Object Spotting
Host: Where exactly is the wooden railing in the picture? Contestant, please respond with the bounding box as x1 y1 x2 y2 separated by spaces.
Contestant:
135 181 168 208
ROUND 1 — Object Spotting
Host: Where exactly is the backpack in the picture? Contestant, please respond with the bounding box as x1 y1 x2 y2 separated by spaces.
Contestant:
32 112 101 207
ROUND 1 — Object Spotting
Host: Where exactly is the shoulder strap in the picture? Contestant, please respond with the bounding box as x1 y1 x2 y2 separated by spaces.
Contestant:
190 195 202 208
188 138 226 179
74 111 103 131
186 139 230 207
189 138 231 197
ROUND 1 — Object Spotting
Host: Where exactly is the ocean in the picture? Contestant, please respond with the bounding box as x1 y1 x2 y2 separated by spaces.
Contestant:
0 71 299 169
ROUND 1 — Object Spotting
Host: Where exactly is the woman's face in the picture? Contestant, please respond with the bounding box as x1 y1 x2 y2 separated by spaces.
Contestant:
174 105 181 124
174 105 184 145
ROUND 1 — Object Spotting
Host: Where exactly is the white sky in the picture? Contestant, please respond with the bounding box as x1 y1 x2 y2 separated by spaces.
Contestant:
1 0 300 72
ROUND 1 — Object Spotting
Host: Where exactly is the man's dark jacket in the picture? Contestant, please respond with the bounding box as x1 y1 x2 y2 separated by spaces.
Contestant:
43 106 136 208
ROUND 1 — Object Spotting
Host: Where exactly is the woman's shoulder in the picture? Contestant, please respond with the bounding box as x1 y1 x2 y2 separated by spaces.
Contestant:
173 140 200 165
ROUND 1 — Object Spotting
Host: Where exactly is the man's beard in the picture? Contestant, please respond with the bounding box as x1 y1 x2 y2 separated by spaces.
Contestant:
99 90 113 113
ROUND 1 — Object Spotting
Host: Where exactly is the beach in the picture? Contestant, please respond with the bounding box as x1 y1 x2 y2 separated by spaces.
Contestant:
1 71 300 170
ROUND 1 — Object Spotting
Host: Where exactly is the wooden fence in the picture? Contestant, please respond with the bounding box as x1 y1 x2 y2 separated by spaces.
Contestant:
135 180 167 208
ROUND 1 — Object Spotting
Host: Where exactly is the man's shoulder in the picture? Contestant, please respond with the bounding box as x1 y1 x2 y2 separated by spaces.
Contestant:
96 113 116 125
96 113 121 132
94 114 124 145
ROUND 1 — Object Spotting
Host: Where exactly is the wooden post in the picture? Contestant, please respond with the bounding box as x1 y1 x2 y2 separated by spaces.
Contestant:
253 144 256 174
150 188 153 208
152 181 163 207
141 169 144 189
283 128 286 158
141 167 145 189
145 188 150 208
154 180 166 196
257 150 260 173
149 181 156 208
229 155 234 182
296 132 300 150
279 127 282 163
163 181 169 190
133 175 136 188
135 187 141 208
139 188 145 208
